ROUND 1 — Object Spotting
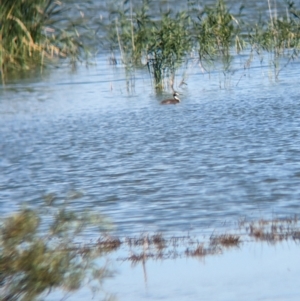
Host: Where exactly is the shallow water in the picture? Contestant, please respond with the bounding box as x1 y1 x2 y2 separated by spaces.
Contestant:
1 53 300 236
44 239 300 301
105 242 300 301
106 241 300 301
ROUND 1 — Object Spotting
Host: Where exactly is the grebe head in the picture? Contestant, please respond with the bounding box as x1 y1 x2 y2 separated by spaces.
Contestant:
173 92 180 102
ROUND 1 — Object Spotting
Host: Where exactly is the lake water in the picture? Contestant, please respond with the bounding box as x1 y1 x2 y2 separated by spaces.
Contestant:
45 238 300 301
1 53 300 236
105 241 300 301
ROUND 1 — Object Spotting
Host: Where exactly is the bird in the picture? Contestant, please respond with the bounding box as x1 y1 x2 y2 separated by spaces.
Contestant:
160 92 181 105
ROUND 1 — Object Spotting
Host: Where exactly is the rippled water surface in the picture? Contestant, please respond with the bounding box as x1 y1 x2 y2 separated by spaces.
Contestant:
1 54 300 236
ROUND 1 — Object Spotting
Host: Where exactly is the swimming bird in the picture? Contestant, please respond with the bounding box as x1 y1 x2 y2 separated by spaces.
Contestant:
160 92 181 105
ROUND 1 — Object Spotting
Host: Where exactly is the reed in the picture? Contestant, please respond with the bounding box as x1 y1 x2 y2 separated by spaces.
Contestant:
1 0 299 87
0 0 91 82
105 0 192 90
147 10 192 89
104 0 243 89
192 0 243 68
103 0 299 89
247 0 300 78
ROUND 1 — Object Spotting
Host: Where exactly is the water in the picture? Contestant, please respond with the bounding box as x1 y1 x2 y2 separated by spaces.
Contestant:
45 239 300 301
1 54 300 236
105 241 300 301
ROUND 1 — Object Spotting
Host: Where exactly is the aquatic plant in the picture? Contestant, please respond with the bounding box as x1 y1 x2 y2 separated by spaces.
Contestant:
0 0 92 83
105 0 153 65
192 0 243 69
247 0 300 78
210 234 240 247
1 0 300 87
104 0 242 89
0 203 112 301
259 1 299 52
105 0 192 89
146 10 193 89
103 0 300 89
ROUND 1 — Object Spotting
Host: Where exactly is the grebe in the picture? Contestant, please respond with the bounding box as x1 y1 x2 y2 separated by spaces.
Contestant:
160 92 180 105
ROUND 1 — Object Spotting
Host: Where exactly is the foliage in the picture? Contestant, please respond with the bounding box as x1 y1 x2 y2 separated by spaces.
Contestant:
0 203 112 301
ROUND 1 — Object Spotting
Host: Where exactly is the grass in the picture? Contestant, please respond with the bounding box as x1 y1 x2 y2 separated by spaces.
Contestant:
146 10 192 90
248 218 295 242
210 234 241 247
103 0 192 90
115 217 300 262
102 0 243 88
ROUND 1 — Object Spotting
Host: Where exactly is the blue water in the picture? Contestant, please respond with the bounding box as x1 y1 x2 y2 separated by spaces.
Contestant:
1 54 300 236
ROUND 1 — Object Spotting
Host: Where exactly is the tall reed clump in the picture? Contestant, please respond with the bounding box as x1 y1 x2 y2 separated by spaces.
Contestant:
105 0 192 90
192 0 243 70
147 11 192 90
0 0 91 83
0 202 112 301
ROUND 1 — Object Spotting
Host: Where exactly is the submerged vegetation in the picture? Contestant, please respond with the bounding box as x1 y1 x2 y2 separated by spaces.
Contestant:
115 216 300 262
0 0 300 87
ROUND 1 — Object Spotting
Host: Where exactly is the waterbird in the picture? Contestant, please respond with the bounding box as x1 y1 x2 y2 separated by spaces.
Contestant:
160 92 181 105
